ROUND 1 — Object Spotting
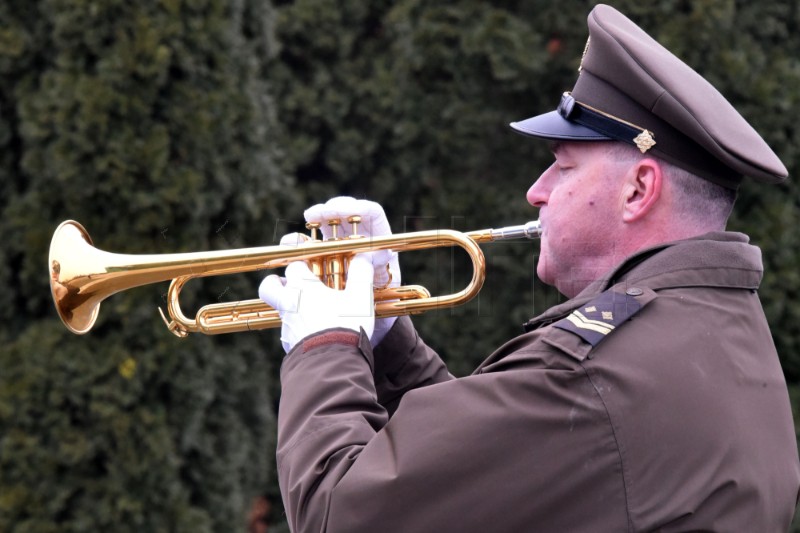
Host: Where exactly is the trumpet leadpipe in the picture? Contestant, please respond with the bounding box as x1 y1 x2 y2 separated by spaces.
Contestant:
466 220 543 243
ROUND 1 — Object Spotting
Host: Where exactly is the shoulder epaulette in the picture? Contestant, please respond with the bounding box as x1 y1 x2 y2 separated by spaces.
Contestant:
552 288 652 349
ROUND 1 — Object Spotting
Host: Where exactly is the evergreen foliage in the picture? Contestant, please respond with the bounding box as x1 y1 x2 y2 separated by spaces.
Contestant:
2 0 799 531
1 0 292 531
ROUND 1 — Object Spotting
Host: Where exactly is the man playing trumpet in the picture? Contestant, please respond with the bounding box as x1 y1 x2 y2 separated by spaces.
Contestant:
259 5 800 532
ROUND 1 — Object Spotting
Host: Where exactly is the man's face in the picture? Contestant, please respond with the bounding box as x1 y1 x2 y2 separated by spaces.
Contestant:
526 141 629 297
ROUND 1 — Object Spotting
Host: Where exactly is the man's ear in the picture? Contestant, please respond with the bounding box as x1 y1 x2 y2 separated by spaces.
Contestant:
622 158 663 223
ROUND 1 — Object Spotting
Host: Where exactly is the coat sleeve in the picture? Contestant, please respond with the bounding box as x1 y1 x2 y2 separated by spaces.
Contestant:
370 316 453 415
276 328 627 533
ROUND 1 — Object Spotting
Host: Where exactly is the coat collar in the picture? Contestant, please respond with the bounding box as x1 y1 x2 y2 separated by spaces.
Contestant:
525 232 763 329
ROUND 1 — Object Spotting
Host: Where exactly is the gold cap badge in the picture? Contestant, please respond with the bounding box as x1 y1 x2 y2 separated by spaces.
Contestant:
634 130 656 153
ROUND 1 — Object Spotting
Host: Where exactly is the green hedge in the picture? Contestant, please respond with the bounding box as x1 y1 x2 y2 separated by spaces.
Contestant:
1 0 293 530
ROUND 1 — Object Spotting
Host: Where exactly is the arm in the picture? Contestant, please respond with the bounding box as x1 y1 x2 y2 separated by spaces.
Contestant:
371 316 452 415
277 333 624 533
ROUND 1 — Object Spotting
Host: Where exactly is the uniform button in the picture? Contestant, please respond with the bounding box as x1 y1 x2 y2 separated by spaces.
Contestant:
626 287 643 296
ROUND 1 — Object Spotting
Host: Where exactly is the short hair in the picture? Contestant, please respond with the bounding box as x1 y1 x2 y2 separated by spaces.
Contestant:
603 142 736 230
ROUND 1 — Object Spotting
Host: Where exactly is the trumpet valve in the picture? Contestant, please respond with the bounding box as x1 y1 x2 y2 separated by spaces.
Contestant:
327 218 341 240
305 222 322 241
303 222 325 280
326 254 346 290
347 215 364 239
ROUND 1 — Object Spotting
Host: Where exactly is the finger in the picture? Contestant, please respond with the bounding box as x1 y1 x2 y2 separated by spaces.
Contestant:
387 251 401 287
347 255 376 287
342 256 376 318
303 202 327 224
303 202 330 238
354 248 398 287
271 261 321 314
304 197 357 238
320 196 360 221
284 260 322 285
309 197 393 239
353 249 388 267
375 251 400 287
279 232 311 247
304 197 393 240
258 274 288 309
320 197 364 238
357 200 392 237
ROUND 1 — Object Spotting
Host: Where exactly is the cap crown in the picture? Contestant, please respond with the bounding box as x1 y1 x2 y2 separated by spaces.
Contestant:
576 4 786 184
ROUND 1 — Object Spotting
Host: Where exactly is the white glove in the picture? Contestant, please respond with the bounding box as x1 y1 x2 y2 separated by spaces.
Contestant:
304 197 400 345
259 255 375 353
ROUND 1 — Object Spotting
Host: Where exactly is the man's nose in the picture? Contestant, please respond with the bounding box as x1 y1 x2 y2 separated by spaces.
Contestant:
526 166 554 207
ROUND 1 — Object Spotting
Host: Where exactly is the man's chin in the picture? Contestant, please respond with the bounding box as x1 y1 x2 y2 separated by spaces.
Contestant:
536 259 556 289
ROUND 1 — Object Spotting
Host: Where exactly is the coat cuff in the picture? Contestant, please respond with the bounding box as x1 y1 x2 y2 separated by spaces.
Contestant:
301 330 360 352
283 327 374 375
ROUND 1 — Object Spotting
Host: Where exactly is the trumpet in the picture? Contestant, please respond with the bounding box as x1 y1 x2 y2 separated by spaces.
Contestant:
49 217 541 337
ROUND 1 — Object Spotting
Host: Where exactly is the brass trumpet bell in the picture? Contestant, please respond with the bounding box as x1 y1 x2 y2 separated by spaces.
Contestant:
49 218 541 337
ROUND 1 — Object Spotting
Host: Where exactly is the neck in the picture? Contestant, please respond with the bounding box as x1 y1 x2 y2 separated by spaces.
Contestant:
555 221 719 298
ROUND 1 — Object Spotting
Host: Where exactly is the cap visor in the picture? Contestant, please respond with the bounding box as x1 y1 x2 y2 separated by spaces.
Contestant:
510 110 611 141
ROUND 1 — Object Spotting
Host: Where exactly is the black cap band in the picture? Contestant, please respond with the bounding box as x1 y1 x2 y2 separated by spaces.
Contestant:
572 71 742 189
558 92 656 154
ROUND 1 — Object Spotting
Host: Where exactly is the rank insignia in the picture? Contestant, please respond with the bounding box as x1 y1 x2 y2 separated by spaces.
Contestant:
554 290 643 347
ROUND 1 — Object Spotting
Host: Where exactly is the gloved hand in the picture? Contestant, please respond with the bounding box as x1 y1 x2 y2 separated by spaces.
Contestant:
304 197 400 345
259 255 375 353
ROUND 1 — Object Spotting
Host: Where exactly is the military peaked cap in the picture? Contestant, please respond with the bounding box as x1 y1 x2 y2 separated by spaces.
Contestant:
510 4 787 189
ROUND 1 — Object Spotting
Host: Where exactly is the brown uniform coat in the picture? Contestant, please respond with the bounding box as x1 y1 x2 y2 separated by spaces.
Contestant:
277 232 800 532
